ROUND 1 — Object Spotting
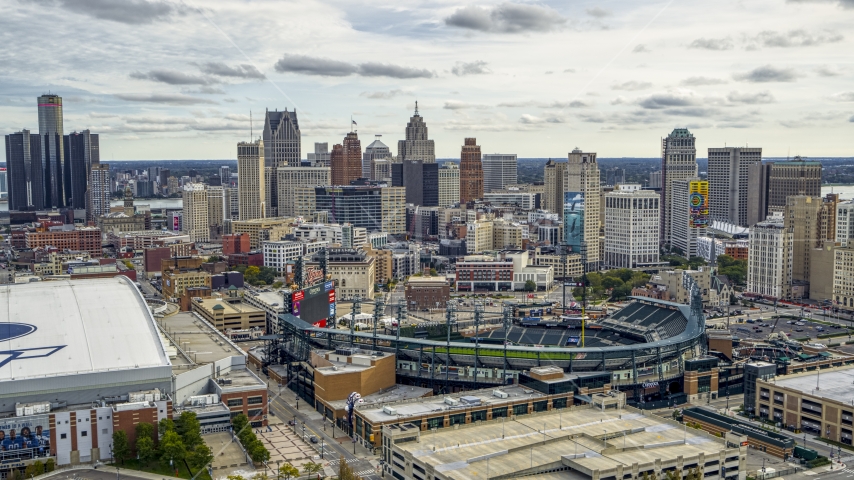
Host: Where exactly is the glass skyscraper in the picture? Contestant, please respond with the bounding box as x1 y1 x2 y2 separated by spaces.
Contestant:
38 94 65 208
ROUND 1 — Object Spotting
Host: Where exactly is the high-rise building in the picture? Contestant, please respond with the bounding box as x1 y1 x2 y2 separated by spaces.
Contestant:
768 157 822 214
373 159 392 183
481 154 517 193
237 139 265 220
5 129 45 210
314 186 386 232
459 138 483 204
64 130 100 209
543 159 566 214
276 167 331 217
604 185 660 269
264 166 276 218
159 169 170 187
0 168 6 199
747 216 792 299
648 170 662 189
397 102 435 163
604 167 626 187
182 183 210 242
220 166 231 186
307 142 330 167
207 186 226 229
331 132 362 186
262 109 301 216
783 195 838 292
381 186 407 235
565 148 601 267
363 135 391 180
224 187 240 221
836 201 854 246
438 162 460 207
670 178 707 259
660 128 697 246
87 163 111 222
707 147 762 226
37 94 65 208
391 160 438 207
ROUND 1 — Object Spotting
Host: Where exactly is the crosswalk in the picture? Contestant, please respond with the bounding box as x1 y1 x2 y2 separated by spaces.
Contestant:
355 469 376 476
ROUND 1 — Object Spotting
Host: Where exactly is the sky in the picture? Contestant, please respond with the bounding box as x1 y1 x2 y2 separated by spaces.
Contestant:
1 0 852 161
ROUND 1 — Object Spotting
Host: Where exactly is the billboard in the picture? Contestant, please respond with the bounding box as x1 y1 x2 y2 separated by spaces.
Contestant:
563 192 585 252
689 180 709 228
289 280 336 326
0 414 51 456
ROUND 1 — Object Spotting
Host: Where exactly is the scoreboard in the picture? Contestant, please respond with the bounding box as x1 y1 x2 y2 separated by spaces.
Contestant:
288 280 335 328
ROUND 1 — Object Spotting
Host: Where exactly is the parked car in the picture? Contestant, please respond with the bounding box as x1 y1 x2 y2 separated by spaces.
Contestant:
309 436 319 444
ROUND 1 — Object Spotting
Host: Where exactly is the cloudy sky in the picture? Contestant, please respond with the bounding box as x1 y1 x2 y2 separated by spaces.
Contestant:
1 0 852 160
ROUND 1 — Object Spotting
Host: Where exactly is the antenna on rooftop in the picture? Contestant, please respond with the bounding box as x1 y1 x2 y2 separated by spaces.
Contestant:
250 111 253 140
414 100 419 116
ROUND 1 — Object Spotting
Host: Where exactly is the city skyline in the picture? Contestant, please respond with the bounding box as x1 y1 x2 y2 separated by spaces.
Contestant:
0 1 852 161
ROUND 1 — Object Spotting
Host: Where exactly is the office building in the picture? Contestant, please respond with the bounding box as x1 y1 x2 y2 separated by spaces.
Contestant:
0 167 5 199
784 195 838 291
459 138 483 203
237 139 265 220
5 129 45 210
206 185 226 229
37 94 66 207
87 163 111 222
747 216 792 298
181 183 209 242
397 102 435 163
837 201 854 246
64 129 100 210
231 217 292 250
708 147 762 226
565 148 601 267
604 185 660 268
26 226 102 257
391 160 438 206
262 109 300 216
381 186 407 234
192 297 266 333
438 162 460 207
543 159 566 214
220 166 231 186
307 142 330 167
481 153 517 193
604 166 626 186
363 135 391 180
660 128 698 245
276 167 331 217
768 157 822 214
330 132 361 186
314 186 387 233
307 248 375 300
483 191 538 210
648 170 662 188
746 162 771 226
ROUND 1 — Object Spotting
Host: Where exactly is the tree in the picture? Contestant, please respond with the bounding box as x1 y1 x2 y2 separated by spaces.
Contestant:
137 436 157 466
279 463 299 480
687 256 708 270
524 280 537 292
665 469 682 480
32 460 45 476
159 430 187 467
187 443 214 472
232 413 249 435
602 277 624 290
45 458 55 472
249 440 270 463
227 475 246 480
303 461 323 478
244 266 261 283
429 268 438 276
112 430 131 465
272 281 284 289
178 411 203 449
159 418 176 437
136 422 156 444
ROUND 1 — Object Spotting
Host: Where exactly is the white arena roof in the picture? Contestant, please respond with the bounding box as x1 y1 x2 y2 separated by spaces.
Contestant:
0 277 171 383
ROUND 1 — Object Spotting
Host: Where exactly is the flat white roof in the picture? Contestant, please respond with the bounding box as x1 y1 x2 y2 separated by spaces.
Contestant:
0 277 171 382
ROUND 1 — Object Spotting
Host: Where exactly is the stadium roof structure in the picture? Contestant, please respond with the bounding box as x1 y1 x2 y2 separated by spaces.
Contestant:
0 277 171 383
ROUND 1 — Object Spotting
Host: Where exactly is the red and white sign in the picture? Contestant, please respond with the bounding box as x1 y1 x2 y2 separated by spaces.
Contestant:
527 293 535 299
313 319 327 328
306 267 324 286
328 290 336 303
292 290 305 302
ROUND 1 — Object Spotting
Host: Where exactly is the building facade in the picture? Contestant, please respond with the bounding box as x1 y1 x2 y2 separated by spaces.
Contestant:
262 109 301 216
276 167 331 217
481 154 517 193
767 157 822 214
747 217 792 298
237 139 265 220
438 162 460 207
38 94 66 208
543 159 566 214
5 129 45 210
363 135 391 180
670 179 707 259
661 128 698 245
459 138 483 204
604 185 660 269
182 183 210 242
391 160 438 207
707 147 762 226
397 103 435 163
565 148 601 268
64 130 99 210
331 132 362 186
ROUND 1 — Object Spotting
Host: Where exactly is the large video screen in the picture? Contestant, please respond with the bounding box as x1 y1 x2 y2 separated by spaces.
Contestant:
290 281 335 327
563 191 584 252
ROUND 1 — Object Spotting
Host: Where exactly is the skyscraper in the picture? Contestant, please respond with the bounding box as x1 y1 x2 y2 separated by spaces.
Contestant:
237 139 265 220
397 102 435 163
660 128 698 247
767 157 822 214
65 130 100 209
183 183 210 242
37 94 65 208
220 166 231 186
392 160 438 207
262 109 301 216
459 138 483 204
747 216 792 299
331 132 362 186
604 185 660 269
363 135 391 180
438 162 460 207
707 147 762 226
543 159 566 214
207 185 226 229
5 129 44 210
482 154 517 193
276 167 331 217
87 163 111 222
307 142 330 167
670 178 706 258
565 148 601 267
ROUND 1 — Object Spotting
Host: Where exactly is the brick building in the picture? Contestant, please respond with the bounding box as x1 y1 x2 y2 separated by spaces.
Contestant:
222 233 250 255
26 226 102 257
404 276 450 309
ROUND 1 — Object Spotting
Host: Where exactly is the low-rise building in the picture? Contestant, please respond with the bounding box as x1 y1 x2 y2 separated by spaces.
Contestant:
243 290 287 335
25 225 102 257
192 296 266 333
455 255 513 292
231 217 293 250
308 248 375 300
405 276 450 309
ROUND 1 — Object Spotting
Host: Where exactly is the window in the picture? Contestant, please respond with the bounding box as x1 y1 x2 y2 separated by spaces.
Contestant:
449 413 465 426
81 431 88 437
102 428 108 434
248 396 264 405
426 417 443 429
61 433 67 439
513 403 529 416
227 398 244 407
247 409 263 418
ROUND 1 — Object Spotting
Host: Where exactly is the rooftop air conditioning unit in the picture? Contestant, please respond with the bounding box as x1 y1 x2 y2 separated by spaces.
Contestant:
383 406 397 415
493 390 509 399
444 397 459 406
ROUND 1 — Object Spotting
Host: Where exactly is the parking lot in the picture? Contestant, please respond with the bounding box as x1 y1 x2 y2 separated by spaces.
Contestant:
724 315 853 343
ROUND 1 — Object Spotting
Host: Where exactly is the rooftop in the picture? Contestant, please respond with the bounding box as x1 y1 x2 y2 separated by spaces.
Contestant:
194 298 264 315
0 277 171 382
390 405 735 480
769 365 854 404
159 311 245 372
328 384 433 411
